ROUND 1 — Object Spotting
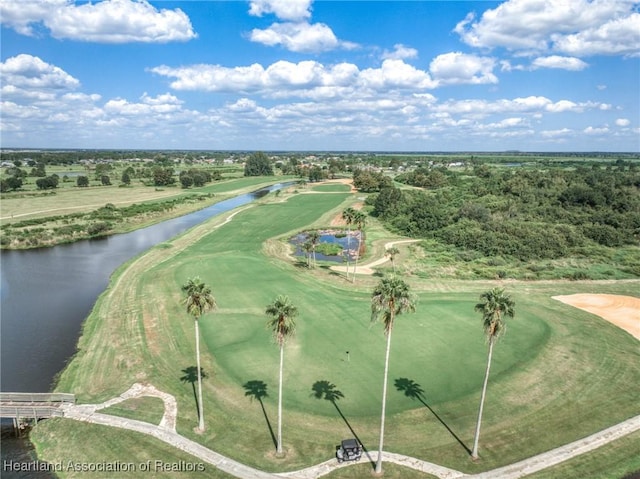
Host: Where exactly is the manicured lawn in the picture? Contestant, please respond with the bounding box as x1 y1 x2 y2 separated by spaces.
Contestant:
31 419 236 479
48 188 640 476
524 430 640 479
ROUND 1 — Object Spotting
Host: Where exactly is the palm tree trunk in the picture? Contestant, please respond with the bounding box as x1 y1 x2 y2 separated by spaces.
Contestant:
375 327 393 474
195 319 205 432
352 235 361 283
345 227 351 280
277 344 284 454
471 338 494 459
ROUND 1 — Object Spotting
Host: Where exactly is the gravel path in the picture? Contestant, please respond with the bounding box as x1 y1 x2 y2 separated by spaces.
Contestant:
60 383 640 479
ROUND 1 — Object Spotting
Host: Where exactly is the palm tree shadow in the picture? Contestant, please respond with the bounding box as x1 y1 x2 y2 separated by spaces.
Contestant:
394 377 471 455
311 380 375 466
180 366 207 422
243 380 277 449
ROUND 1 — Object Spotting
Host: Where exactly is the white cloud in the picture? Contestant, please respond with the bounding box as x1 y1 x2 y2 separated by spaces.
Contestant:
382 44 419 60
584 125 610 134
615 118 631 126
0 54 80 90
553 12 640 57
152 59 437 95
247 0 356 53
249 21 354 53
248 0 312 22
455 0 639 57
541 128 574 138
434 95 609 118
531 55 589 70
429 52 498 85
0 0 196 43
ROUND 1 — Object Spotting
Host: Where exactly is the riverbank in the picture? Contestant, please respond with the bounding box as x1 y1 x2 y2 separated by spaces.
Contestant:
30 184 640 477
0 176 296 250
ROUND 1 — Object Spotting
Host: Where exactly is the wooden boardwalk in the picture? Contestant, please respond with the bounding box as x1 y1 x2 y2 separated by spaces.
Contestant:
0 392 75 420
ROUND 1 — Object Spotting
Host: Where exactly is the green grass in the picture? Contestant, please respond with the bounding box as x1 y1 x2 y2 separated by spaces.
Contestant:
46 188 640 476
310 184 351 192
100 396 165 425
31 419 236 479
524 430 640 479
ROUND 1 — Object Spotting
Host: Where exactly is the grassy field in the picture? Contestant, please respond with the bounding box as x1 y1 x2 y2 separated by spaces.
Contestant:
31 419 237 479
34 184 640 477
1 175 292 222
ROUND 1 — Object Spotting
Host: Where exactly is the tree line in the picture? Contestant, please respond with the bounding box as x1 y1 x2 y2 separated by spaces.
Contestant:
368 163 640 264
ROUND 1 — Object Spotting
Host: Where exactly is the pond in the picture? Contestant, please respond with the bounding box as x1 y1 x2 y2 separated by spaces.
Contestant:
290 229 363 263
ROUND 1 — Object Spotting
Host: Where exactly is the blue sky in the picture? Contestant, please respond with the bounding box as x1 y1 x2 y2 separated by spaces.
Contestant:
1 0 639 151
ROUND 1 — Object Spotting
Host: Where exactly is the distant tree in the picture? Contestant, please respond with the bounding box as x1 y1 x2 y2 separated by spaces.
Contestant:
351 211 367 282
77 176 89 187
100 175 111 186
121 171 131 185
180 174 194 189
385 246 400 273
244 152 274 176
341 208 356 279
35 175 58 189
153 167 175 186
4 176 23 191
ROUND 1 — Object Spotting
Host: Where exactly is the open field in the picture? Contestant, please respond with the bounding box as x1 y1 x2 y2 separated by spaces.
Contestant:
0 176 291 222
34 184 640 477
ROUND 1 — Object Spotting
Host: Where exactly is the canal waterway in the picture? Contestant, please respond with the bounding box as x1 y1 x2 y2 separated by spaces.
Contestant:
0 183 289 477
0 183 288 392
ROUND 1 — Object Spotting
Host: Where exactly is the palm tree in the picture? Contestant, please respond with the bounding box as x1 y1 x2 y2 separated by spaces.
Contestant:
342 208 356 279
352 211 367 282
307 230 320 268
385 246 400 273
471 287 516 460
265 295 298 455
370 276 416 474
182 277 217 432
301 241 313 268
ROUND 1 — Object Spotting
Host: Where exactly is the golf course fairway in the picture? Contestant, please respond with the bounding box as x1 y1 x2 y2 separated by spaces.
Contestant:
42 185 640 477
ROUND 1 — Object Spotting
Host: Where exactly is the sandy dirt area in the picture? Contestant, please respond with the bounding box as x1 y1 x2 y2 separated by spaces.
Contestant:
552 294 640 340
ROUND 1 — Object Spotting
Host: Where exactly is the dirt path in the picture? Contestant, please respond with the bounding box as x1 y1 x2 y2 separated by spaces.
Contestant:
60 383 640 479
329 239 420 275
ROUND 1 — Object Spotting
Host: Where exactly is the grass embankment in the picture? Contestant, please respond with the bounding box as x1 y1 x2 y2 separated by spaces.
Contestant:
35 184 640 478
0 176 295 248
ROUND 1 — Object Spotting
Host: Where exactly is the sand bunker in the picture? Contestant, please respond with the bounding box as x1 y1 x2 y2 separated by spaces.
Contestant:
553 294 640 340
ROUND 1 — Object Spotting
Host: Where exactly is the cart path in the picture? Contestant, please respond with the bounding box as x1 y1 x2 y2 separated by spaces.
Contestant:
329 239 420 275
59 383 640 479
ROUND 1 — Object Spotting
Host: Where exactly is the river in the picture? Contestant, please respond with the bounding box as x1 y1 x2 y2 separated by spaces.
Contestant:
0 182 289 476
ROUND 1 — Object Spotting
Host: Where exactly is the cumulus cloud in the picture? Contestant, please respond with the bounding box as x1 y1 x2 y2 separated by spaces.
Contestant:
0 54 80 90
429 52 498 85
382 44 419 60
151 59 436 95
249 22 354 53
0 0 196 43
531 55 589 70
615 118 631 126
248 0 312 22
247 0 356 53
455 0 639 57
434 95 609 117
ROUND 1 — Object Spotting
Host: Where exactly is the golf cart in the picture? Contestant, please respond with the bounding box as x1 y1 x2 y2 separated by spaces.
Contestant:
336 438 363 463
